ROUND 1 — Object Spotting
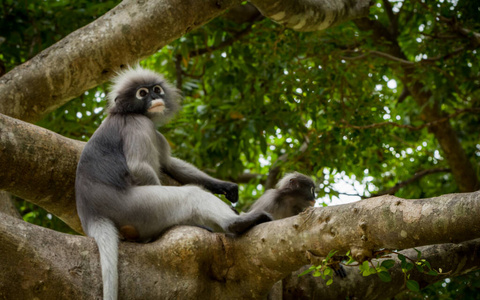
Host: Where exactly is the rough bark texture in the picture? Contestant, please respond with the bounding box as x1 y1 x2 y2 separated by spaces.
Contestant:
250 0 372 31
1 191 479 299
0 113 84 232
0 0 242 123
0 191 21 219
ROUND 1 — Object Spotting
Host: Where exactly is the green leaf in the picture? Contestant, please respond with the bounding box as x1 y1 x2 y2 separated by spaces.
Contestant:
405 263 414 271
298 266 315 277
313 270 322 277
345 257 356 265
416 265 424 273
427 270 439 276
326 250 338 261
406 280 420 292
326 278 334 286
381 260 395 269
360 261 370 272
378 271 392 282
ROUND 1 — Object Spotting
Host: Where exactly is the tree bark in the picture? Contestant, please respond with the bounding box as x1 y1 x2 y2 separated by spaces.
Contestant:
251 0 372 32
0 191 21 219
0 113 84 232
1 191 479 299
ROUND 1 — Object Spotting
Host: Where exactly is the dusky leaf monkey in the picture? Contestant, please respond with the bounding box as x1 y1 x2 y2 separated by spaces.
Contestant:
75 66 271 300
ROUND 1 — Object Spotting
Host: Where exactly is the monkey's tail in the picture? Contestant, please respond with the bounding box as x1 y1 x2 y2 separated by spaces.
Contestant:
89 218 119 300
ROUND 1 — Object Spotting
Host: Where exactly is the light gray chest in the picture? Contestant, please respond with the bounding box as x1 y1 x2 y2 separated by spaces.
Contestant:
122 116 161 178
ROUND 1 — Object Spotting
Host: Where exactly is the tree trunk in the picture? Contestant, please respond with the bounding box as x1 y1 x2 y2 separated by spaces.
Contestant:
354 17 480 192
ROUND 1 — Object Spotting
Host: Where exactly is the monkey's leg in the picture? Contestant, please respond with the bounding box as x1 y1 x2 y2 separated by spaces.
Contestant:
119 185 270 239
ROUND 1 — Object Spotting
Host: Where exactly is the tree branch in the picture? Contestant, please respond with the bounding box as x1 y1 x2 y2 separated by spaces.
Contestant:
0 113 84 232
189 19 258 58
0 0 242 122
341 50 414 65
371 168 451 197
250 0 372 32
2 191 480 298
340 107 480 131
0 191 21 219
281 239 480 299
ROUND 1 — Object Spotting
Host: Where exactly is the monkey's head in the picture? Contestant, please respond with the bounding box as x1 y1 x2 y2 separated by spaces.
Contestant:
277 172 316 206
107 66 181 124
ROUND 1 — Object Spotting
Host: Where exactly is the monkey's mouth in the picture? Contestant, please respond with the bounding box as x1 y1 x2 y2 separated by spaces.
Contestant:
148 100 165 113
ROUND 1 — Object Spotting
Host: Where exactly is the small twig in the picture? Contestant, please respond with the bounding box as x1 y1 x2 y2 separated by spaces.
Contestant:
342 50 414 65
371 168 451 197
189 23 255 58
340 107 480 131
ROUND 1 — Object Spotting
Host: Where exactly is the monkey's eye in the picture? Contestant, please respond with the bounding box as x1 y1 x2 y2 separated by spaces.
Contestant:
153 85 164 95
136 88 149 99
311 187 315 197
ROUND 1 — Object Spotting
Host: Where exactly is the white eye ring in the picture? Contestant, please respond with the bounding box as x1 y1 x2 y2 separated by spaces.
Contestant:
153 85 164 95
136 88 149 99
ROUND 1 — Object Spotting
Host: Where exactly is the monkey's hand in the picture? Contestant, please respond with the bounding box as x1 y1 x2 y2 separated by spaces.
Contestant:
214 181 238 203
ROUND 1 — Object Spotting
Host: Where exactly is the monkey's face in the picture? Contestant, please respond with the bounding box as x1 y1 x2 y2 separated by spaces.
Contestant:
113 83 166 114
303 184 316 207
108 67 181 123
135 83 166 114
292 179 316 206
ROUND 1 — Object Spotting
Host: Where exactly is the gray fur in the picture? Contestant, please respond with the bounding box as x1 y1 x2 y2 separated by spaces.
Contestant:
248 172 316 220
75 66 271 300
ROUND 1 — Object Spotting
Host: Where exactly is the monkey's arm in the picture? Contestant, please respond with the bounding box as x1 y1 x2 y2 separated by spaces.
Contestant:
163 157 238 203
155 131 238 202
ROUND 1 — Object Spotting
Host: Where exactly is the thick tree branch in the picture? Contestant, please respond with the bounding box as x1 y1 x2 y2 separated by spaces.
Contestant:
0 191 21 219
0 113 84 232
0 0 242 122
250 0 372 32
1 191 479 298
281 239 480 299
